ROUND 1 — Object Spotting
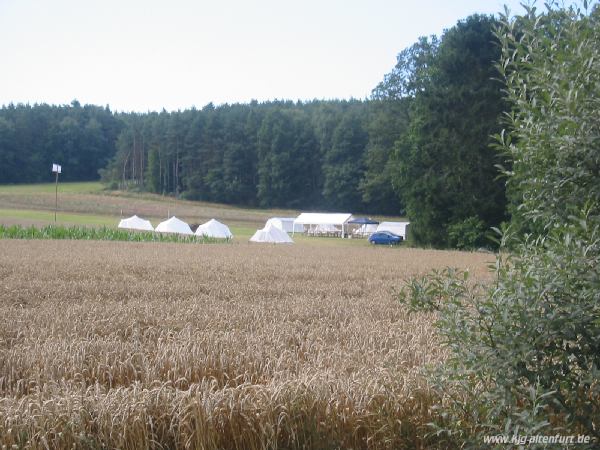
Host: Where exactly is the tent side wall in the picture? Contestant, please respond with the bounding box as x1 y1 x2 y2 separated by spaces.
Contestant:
267 218 304 233
376 222 410 238
293 213 353 238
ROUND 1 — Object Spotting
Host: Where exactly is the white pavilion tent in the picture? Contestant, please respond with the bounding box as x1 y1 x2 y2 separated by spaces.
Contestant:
155 217 193 235
265 217 304 233
249 224 294 244
194 219 233 239
293 212 353 237
376 221 410 239
118 215 154 232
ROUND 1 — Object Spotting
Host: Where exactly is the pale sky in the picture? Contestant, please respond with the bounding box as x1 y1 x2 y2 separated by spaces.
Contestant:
0 0 526 112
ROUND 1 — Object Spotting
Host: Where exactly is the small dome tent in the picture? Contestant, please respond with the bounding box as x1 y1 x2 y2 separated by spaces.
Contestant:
249 224 294 244
195 219 233 239
118 215 154 232
155 217 193 235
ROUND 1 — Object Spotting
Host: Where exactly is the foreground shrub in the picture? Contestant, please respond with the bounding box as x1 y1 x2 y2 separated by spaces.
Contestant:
400 2 600 447
401 214 600 446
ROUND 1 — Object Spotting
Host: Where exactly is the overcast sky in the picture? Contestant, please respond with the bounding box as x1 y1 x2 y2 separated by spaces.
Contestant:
0 0 527 112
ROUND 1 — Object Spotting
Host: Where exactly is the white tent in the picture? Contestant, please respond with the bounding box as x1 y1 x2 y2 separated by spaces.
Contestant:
377 221 410 239
352 223 378 237
293 212 353 237
195 219 233 239
265 217 304 233
155 216 193 235
249 224 294 244
118 215 154 232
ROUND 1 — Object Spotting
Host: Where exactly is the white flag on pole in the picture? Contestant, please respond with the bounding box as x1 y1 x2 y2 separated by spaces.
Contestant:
52 163 62 174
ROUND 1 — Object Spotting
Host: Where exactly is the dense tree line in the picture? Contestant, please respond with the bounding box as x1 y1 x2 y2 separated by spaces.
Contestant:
0 13 513 247
377 14 508 248
99 99 400 213
0 101 122 183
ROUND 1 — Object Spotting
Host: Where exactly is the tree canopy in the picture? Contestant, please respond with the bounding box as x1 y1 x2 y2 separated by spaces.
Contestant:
0 102 121 183
385 15 508 247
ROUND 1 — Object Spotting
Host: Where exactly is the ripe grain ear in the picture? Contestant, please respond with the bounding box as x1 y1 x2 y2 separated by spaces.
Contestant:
0 239 492 448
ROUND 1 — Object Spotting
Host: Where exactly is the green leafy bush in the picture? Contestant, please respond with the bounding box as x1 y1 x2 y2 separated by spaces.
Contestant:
401 213 600 446
447 216 487 250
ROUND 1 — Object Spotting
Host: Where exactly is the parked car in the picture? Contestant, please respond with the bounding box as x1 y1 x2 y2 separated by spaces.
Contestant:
368 231 403 245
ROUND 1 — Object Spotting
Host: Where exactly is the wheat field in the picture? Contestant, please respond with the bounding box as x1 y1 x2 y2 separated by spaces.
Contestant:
0 239 493 449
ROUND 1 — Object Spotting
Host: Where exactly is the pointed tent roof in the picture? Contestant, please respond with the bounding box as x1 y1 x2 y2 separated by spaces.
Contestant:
118 215 154 232
195 219 233 239
155 216 193 235
249 224 294 244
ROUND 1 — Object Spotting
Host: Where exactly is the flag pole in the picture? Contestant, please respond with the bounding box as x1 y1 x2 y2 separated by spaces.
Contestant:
54 170 59 222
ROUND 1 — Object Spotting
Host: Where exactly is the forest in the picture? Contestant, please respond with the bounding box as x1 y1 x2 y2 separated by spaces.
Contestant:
0 14 508 248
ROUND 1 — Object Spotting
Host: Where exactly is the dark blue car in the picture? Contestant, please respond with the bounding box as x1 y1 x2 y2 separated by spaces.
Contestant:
368 231 403 245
